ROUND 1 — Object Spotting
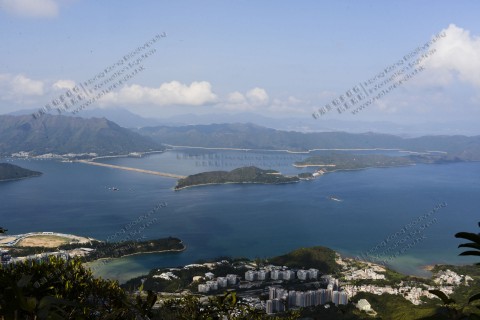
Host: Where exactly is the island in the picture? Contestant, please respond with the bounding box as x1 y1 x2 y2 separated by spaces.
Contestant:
0 163 42 181
175 166 300 190
293 153 414 172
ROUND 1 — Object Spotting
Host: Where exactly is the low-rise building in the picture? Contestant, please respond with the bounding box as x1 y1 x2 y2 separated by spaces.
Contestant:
357 299 371 311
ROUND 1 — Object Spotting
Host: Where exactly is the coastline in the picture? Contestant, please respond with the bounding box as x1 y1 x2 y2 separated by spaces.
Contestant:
0 173 42 182
307 163 417 174
166 144 446 155
89 150 166 161
87 243 187 265
174 180 300 191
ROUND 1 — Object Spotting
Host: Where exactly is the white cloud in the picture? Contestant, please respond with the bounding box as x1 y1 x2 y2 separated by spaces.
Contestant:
227 91 247 104
246 87 269 106
422 24 480 88
52 79 75 90
222 87 270 111
269 96 306 114
100 81 218 107
352 24 480 118
0 0 59 18
0 73 44 102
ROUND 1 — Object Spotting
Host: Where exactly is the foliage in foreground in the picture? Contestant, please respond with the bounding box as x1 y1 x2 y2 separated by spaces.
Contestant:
427 222 480 320
0 256 298 319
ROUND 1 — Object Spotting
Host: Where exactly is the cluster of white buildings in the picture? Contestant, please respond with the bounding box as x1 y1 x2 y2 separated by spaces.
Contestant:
343 283 440 305
245 268 319 282
153 272 179 281
434 269 473 286
10 151 99 159
266 284 348 314
344 268 386 281
197 273 238 293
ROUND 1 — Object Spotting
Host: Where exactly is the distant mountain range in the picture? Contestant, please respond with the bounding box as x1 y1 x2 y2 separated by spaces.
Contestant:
7 107 480 136
1 113 479 162
0 163 42 181
0 115 162 156
137 123 480 160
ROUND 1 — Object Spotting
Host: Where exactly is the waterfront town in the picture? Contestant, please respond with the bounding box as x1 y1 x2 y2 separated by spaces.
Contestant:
143 254 474 315
1 232 476 316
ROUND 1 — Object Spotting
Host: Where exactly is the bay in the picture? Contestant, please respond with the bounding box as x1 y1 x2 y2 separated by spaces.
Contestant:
0 149 478 283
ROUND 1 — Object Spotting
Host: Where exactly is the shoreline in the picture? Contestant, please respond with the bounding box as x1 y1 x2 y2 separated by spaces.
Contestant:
0 173 42 182
174 180 300 191
86 243 187 267
166 144 443 155
305 163 416 174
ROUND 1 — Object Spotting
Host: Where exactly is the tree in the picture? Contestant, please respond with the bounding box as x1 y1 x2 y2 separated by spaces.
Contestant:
0 256 298 319
428 222 480 319
0 256 145 319
455 222 480 307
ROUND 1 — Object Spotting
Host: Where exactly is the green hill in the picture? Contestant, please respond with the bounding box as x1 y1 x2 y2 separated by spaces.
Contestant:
0 114 163 156
138 123 480 160
175 166 299 190
268 246 339 274
0 163 42 181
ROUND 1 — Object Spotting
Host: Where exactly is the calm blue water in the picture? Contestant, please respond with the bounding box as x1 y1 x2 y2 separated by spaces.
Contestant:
0 150 478 282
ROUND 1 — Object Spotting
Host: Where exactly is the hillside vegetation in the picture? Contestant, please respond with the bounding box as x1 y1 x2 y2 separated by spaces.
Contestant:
0 114 162 156
175 166 299 190
268 246 339 274
0 163 41 181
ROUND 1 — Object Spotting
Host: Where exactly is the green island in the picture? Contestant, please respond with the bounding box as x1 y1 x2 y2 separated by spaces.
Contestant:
0 163 42 181
175 166 300 190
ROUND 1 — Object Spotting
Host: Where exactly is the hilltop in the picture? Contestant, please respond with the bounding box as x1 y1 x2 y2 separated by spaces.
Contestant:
0 114 162 157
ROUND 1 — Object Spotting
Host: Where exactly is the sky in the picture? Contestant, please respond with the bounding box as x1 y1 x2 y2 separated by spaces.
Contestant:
1 0 480 126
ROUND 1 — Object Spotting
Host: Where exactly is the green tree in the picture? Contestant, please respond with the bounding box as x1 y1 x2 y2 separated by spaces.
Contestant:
428 222 480 319
0 256 144 319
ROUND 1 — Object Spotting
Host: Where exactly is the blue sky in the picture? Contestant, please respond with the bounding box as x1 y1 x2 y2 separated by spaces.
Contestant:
1 0 480 125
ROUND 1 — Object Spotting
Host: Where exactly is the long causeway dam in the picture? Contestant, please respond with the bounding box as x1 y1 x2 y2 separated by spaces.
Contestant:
76 160 186 179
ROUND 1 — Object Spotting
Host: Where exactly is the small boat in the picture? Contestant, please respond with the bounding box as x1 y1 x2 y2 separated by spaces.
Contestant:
328 195 342 202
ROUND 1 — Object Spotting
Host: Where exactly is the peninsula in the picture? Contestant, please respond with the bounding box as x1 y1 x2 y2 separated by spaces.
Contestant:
0 163 42 182
293 153 413 172
3 233 185 263
175 166 300 190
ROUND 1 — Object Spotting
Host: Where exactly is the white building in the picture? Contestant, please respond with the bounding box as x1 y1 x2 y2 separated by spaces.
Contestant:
205 272 215 280
198 284 209 293
206 280 218 291
226 274 237 285
217 277 228 288
245 270 257 281
257 269 269 280
271 269 282 280
283 270 295 280
357 299 371 311
308 268 319 279
297 270 309 280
